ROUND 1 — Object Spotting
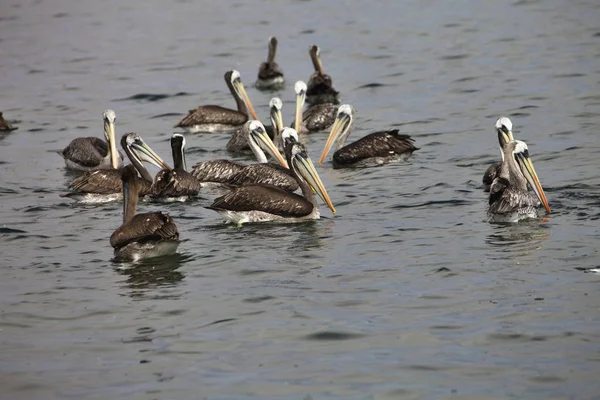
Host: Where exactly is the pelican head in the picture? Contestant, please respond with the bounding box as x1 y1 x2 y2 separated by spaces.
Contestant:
287 136 336 215
122 133 171 172
226 69 258 120
103 109 119 169
269 97 284 135
495 117 515 159
294 81 307 130
281 127 299 149
247 120 288 168
512 140 551 214
170 133 187 171
319 104 355 164
268 36 278 62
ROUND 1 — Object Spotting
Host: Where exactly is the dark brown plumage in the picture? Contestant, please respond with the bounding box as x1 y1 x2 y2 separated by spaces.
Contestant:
151 134 201 199
482 162 501 192
174 70 251 133
300 103 337 133
256 37 285 90
333 130 418 169
228 163 299 192
306 45 339 105
110 165 179 261
208 184 314 218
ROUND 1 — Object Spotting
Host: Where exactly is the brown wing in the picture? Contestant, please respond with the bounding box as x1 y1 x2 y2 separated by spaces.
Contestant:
110 212 179 249
258 62 284 80
208 185 313 218
488 178 540 214
333 130 418 166
483 162 501 187
302 103 337 132
67 169 121 194
174 106 247 128
306 73 337 97
229 164 299 192
191 160 245 183
152 168 201 197
61 137 107 167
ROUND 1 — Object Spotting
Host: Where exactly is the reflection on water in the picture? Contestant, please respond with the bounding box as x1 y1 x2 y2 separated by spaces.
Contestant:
485 220 550 259
114 252 189 298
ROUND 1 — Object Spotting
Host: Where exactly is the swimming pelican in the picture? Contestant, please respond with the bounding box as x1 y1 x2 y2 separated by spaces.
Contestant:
110 165 180 261
319 105 418 168
0 112 18 132
192 121 295 191
62 133 170 203
255 36 285 90
228 122 299 192
483 117 515 191
488 138 551 222
306 45 339 105
59 109 123 171
291 81 337 134
174 70 258 133
150 134 202 201
207 128 336 226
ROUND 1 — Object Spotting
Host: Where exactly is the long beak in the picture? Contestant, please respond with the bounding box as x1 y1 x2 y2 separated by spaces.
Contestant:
233 77 258 120
105 118 119 169
293 152 336 214
270 104 284 137
295 86 305 133
319 112 350 165
517 153 551 214
251 125 288 168
130 140 171 170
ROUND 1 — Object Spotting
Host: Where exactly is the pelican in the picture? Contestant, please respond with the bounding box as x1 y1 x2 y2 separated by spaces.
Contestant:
488 138 551 223
174 70 258 133
319 105 418 169
110 165 180 262
291 81 337 134
59 109 123 171
192 121 296 191
150 134 202 201
0 112 18 132
483 117 515 191
255 36 285 90
306 45 339 105
62 133 170 203
207 128 336 226
269 97 285 151
228 122 299 192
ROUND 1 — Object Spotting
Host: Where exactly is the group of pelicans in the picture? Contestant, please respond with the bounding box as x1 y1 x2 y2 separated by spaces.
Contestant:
49 39 550 262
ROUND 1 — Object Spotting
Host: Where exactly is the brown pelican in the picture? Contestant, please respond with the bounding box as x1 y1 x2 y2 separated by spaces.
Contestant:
192 121 295 190
59 109 123 171
483 117 515 191
0 112 18 132
62 133 170 203
306 45 339 105
150 134 202 201
319 105 418 169
207 128 336 226
174 70 258 133
488 138 551 223
269 97 285 151
228 123 299 192
255 36 285 90
291 81 337 134
110 165 180 262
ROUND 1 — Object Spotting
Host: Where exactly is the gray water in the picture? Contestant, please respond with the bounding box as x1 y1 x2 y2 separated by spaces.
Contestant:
1 0 600 399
